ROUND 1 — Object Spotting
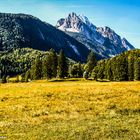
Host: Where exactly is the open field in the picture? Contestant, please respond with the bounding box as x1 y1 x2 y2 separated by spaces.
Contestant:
0 80 140 140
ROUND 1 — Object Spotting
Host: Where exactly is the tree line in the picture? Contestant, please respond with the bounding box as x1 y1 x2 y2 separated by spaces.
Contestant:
92 50 140 81
21 49 97 82
0 48 97 83
1 48 140 83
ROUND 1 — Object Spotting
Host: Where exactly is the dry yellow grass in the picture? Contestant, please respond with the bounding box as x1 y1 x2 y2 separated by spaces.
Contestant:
0 80 140 139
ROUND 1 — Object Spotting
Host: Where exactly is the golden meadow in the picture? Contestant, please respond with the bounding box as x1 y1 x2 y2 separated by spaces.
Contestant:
0 79 140 139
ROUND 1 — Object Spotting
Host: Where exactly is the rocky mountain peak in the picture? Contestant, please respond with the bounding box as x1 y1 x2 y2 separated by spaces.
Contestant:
56 12 96 33
56 12 81 32
56 12 135 58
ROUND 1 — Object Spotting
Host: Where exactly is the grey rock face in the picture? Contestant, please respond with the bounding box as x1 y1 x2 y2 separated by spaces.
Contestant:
56 12 135 58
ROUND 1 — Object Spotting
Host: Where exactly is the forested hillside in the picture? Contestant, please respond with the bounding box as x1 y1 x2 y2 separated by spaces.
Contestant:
0 48 49 77
92 50 140 81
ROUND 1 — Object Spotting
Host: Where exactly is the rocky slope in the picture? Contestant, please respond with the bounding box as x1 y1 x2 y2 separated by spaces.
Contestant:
56 12 135 58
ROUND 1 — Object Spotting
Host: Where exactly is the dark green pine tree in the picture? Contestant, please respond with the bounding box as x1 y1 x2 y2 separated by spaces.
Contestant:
91 66 98 81
117 55 128 81
42 55 53 79
111 57 118 81
49 49 58 78
57 50 69 78
134 58 140 81
77 62 83 78
97 60 106 80
69 64 78 78
85 51 97 74
105 60 113 81
128 55 135 81
32 57 42 80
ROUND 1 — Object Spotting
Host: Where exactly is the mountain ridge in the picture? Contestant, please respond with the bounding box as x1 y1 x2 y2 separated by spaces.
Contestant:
0 12 135 62
56 12 135 58
0 12 90 62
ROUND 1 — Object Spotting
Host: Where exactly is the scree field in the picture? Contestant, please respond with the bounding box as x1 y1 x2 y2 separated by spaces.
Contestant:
0 80 140 140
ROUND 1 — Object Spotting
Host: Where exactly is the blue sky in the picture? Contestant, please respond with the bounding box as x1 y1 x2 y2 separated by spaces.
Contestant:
0 0 140 48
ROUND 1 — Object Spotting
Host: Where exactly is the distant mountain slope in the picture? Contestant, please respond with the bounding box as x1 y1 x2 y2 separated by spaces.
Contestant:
0 13 90 62
56 12 135 58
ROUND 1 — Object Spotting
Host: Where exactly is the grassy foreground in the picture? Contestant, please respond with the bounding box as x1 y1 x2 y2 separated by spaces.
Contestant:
0 80 140 140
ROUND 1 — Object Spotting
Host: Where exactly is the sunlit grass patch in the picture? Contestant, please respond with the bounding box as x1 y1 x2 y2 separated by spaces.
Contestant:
0 80 140 139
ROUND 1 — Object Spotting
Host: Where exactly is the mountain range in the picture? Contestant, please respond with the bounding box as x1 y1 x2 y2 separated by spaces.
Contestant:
56 12 135 59
0 12 135 62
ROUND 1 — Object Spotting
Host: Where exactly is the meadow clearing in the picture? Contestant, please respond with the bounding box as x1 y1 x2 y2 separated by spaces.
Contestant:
0 79 140 140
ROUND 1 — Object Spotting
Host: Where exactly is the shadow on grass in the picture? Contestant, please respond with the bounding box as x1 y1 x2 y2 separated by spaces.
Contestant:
50 79 65 82
49 78 82 82
49 78 112 83
97 80 110 82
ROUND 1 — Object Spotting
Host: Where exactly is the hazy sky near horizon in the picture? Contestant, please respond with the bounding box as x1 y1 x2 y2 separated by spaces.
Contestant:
0 0 140 48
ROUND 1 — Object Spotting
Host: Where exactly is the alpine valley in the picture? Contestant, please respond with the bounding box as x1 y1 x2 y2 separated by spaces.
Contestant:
1 1 140 139
0 12 135 76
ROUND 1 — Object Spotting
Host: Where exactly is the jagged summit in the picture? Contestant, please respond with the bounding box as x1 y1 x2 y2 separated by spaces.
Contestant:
56 12 96 33
56 12 135 58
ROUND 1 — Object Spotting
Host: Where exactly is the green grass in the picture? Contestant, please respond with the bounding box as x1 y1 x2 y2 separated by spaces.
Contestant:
0 80 140 139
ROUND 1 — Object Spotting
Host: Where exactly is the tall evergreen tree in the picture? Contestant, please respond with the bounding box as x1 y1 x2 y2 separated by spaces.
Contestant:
42 55 53 79
105 60 113 81
49 49 58 78
77 62 83 78
85 51 97 74
31 57 42 80
117 55 128 81
91 66 98 80
134 58 140 81
128 55 135 81
57 50 69 78
97 60 106 80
